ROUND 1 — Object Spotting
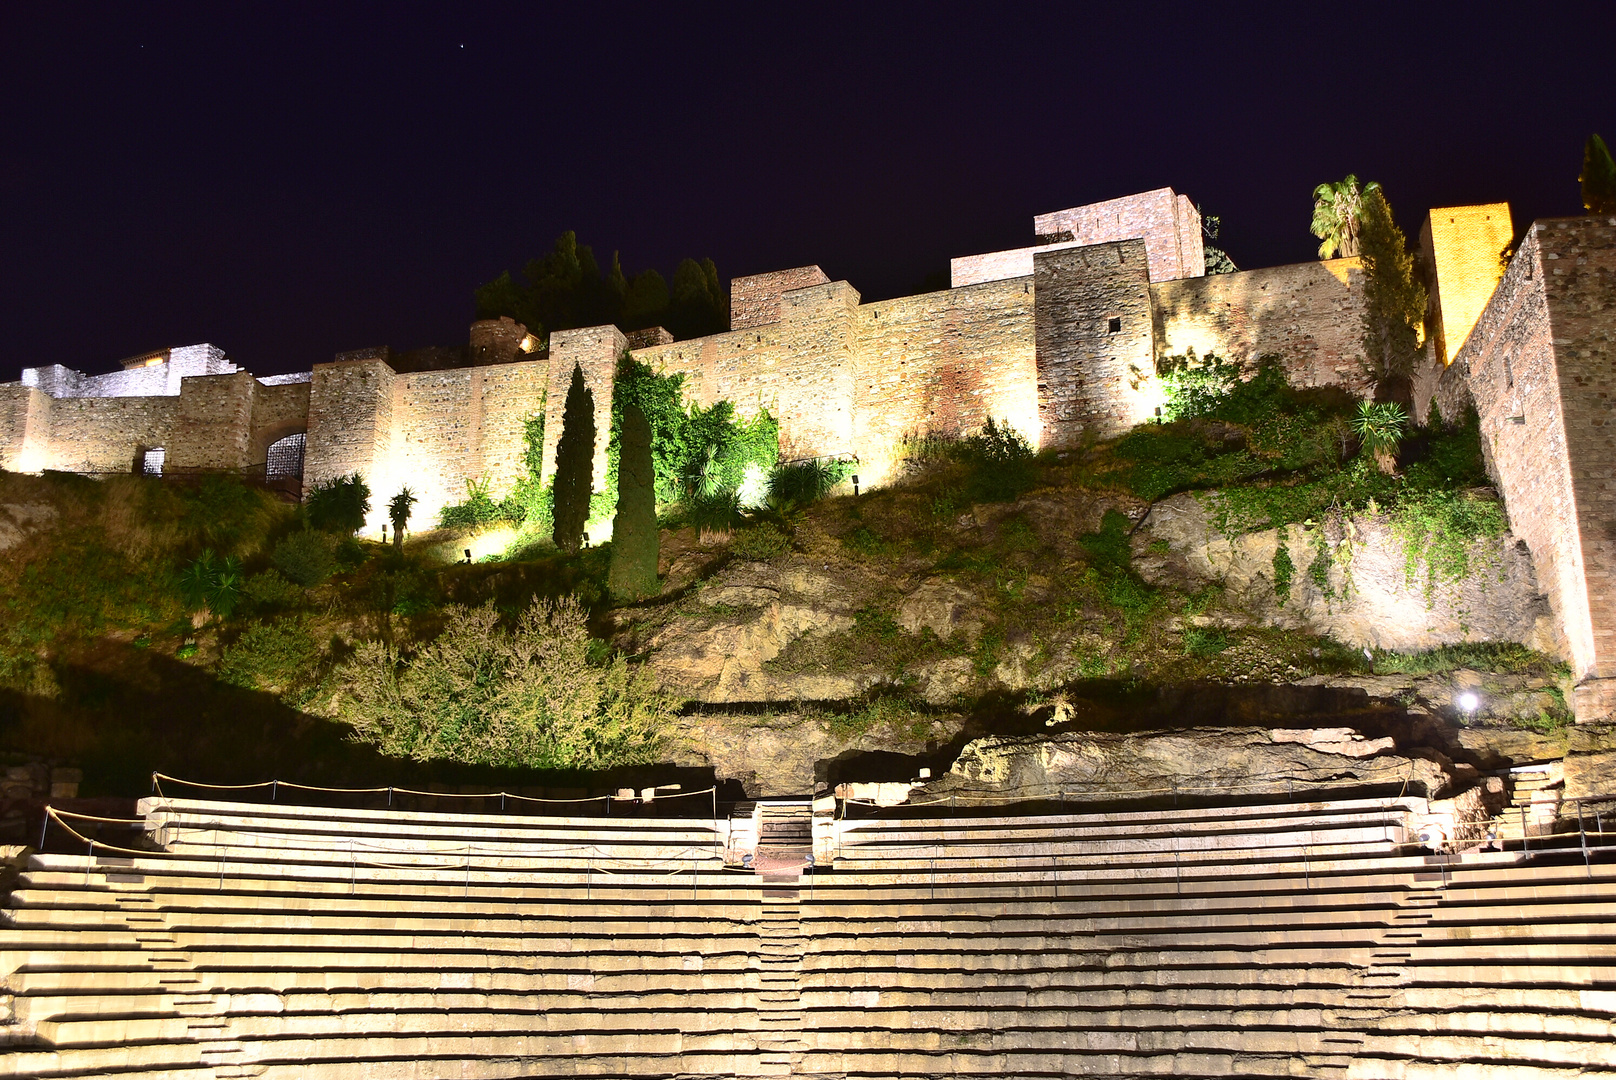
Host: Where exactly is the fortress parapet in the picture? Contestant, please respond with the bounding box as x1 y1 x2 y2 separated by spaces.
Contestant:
4 191 1612 718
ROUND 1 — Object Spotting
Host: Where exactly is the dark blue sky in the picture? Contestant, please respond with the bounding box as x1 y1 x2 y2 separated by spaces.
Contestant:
3 2 1612 381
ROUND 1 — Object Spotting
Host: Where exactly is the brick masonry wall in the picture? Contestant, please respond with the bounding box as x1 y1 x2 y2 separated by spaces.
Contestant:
542 326 624 492
852 279 1037 480
1539 218 1616 691
1035 241 1155 446
729 267 830 330
1034 189 1204 282
951 240 1083 288
1151 258 1374 395
1452 223 1596 685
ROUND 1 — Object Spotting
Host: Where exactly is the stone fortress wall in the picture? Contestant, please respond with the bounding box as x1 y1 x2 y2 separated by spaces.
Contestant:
3 189 1614 715
1434 215 1616 708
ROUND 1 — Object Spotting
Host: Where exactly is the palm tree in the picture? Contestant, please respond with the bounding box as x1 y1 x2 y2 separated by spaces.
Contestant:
388 486 417 550
1311 175 1380 259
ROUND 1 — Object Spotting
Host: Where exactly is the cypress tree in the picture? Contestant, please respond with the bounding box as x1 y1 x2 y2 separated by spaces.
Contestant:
551 364 595 554
1582 134 1616 214
1357 188 1427 397
608 402 659 600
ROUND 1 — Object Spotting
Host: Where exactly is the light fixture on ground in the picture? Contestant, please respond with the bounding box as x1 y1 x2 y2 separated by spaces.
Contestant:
1456 690 1480 713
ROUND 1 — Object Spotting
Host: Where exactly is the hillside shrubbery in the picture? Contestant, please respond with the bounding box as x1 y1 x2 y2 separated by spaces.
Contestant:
324 596 673 770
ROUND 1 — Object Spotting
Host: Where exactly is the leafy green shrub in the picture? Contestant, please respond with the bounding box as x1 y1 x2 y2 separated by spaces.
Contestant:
242 570 304 612
1157 349 1244 421
177 550 244 619
686 487 745 538
272 530 338 587
305 473 371 534
439 477 510 529
1272 530 1295 606
766 458 847 514
218 621 322 701
1183 627 1232 656
327 595 673 770
1389 488 1507 595
730 522 791 561
955 418 1036 503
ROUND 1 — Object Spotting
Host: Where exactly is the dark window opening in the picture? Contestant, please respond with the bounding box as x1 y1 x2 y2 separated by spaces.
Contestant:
266 432 307 481
1108 317 1122 334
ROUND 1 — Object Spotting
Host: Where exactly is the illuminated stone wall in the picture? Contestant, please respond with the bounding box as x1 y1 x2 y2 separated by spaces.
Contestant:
1035 187 1205 282
1421 203 1513 365
1036 240 1156 445
1445 217 1616 715
730 266 831 330
1152 257 1374 394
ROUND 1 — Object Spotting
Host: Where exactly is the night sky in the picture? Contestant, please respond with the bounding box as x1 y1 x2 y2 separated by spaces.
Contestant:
4 3 1613 383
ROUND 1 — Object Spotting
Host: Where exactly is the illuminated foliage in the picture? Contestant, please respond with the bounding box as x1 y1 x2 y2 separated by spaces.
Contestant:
1310 175 1380 259
304 473 371 535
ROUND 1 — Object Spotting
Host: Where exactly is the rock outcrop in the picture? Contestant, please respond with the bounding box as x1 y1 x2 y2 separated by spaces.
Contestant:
1139 492 1556 653
920 726 1455 804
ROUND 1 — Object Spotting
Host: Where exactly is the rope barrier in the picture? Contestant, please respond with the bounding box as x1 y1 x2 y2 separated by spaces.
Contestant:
152 771 716 807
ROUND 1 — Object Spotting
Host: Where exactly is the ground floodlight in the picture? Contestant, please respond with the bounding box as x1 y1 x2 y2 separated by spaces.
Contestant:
1457 691 1480 712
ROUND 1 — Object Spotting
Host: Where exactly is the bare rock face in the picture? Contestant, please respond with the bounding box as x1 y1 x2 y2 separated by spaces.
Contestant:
896 578 981 642
1141 493 1556 654
647 558 859 703
1564 722 1616 799
923 727 1454 803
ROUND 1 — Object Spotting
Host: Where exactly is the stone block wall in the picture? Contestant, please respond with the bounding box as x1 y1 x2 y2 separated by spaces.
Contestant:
1150 258 1374 395
1034 188 1204 282
542 326 623 493
730 267 830 330
303 358 396 499
27 395 178 473
170 372 255 471
1034 241 1155 446
1450 217 1616 706
852 278 1037 479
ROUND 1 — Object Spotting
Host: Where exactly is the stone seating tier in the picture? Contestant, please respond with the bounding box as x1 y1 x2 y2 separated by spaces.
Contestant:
2 796 1612 1078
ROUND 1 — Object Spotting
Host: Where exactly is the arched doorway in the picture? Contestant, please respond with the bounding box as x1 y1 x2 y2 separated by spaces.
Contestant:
265 432 306 482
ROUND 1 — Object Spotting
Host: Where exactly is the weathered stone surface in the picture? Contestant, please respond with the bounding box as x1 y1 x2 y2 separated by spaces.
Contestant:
895 578 980 642
1141 492 1554 653
1564 721 1616 798
924 727 1454 803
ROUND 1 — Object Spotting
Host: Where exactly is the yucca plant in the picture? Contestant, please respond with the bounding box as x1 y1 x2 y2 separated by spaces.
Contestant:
1353 400 1407 473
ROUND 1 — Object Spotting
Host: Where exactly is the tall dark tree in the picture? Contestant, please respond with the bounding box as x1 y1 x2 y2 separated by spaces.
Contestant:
551 365 595 554
1582 134 1616 214
608 402 659 600
1357 188 1427 398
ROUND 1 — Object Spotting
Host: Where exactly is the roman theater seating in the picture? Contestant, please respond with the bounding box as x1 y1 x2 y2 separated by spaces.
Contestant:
2 787 1613 1078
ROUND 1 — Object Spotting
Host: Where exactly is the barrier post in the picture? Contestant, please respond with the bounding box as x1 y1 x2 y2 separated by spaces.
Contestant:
39 811 49 850
1579 802 1591 878
271 780 277 803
